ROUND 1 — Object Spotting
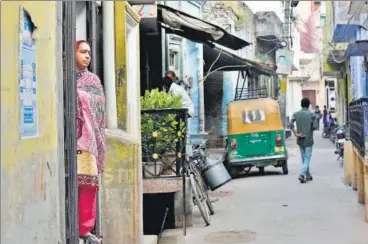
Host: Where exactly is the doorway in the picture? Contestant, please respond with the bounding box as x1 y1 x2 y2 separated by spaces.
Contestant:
63 2 103 242
302 90 316 108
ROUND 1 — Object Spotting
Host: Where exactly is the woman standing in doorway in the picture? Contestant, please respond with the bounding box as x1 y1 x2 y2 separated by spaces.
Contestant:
76 40 106 244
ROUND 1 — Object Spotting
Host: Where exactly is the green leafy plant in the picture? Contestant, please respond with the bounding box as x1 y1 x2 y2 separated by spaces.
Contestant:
141 89 182 109
141 89 186 163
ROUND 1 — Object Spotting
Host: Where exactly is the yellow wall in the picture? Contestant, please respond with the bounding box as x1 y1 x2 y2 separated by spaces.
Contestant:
1 2 58 173
115 2 128 131
322 1 352 124
1 2 64 243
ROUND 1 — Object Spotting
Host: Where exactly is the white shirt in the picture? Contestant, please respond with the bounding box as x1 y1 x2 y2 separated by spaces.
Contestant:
166 83 195 117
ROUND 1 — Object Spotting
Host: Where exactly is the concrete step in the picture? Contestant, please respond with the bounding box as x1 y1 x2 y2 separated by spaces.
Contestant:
143 235 158 244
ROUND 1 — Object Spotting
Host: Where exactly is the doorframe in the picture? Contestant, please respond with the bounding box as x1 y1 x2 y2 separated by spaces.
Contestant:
167 35 184 79
324 77 337 112
62 1 79 243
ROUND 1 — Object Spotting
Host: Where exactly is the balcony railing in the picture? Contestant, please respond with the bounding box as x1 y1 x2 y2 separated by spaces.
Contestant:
141 108 188 178
234 88 268 101
349 97 368 157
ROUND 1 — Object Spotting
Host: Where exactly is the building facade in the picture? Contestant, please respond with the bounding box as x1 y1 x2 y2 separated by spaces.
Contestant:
1 2 65 243
288 0 325 118
1 2 144 243
201 2 279 146
327 0 368 224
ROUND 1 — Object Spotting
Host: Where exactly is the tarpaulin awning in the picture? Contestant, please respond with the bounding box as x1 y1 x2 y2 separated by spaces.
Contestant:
346 40 368 57
332 24 361 43
157 4 250 51
203 45 276 76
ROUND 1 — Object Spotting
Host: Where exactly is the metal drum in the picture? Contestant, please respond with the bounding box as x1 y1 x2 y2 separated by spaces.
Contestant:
202 156 231 191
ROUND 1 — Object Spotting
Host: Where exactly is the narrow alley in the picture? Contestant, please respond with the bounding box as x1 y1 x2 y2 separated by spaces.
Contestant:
3 1 368 244
159 135 368 244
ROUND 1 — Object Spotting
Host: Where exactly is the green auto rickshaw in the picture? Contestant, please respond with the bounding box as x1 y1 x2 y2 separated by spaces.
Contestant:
224 97 288 178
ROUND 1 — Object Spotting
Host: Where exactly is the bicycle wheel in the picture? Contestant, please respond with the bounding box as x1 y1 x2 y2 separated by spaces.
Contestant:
192 164 215 215
190 173 210 226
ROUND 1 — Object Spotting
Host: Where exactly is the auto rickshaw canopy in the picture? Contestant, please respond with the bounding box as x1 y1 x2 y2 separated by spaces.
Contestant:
227 98 284 135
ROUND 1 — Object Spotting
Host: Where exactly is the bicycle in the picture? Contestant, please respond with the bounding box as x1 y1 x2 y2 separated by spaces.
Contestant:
183 146 211 226
189 141 215 215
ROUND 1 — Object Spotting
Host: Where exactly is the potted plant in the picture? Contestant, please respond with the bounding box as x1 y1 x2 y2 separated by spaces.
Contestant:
141 89 186 177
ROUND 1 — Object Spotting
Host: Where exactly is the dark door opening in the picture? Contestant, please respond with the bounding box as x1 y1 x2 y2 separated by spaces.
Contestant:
139 31 163 95
143 193 176 235
204 72 224 148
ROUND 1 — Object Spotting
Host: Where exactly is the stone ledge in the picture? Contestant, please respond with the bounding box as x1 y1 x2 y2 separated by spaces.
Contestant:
143 178 183 194
143 235 158 244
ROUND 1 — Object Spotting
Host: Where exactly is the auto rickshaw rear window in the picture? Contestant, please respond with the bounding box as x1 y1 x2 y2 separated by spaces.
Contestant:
242 110 265 124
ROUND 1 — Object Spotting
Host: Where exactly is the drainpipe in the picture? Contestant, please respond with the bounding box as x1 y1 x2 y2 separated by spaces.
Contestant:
345 73 349 123
56 3 66 243
87 1 97 73
199 51 205 133
63 1 79 243
145 47 150 90
198 5 205 133
103 1 118 128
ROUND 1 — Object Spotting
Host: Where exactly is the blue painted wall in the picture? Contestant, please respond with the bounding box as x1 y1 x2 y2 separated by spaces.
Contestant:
181 1 202 135
350 56 363 98
351 28 367 99
185 41 201 134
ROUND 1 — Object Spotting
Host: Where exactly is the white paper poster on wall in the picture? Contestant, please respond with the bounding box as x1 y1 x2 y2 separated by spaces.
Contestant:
276 50 294 75
19 7 38 139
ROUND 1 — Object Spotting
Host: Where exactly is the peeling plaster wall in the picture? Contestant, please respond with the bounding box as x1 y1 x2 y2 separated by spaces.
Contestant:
1 2 65 244
102 136 139 244
254 12 283 40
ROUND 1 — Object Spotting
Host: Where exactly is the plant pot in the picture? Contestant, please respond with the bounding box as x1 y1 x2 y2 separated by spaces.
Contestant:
143 162 164 178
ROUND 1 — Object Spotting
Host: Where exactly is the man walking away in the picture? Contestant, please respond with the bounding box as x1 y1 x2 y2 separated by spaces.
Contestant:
314 105 321 130
322 105 328 126
290 98 318 183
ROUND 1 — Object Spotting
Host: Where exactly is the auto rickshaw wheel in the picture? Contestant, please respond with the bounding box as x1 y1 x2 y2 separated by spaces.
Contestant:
281 161 289 175
229 167 238 178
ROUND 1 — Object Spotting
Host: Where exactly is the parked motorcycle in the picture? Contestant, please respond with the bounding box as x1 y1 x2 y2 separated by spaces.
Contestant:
330 123 339 143
334 126 345 159
322 118 338 141
322 122 335 139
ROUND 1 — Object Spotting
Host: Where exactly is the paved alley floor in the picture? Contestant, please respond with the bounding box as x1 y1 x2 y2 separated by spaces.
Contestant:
159 135 368 244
